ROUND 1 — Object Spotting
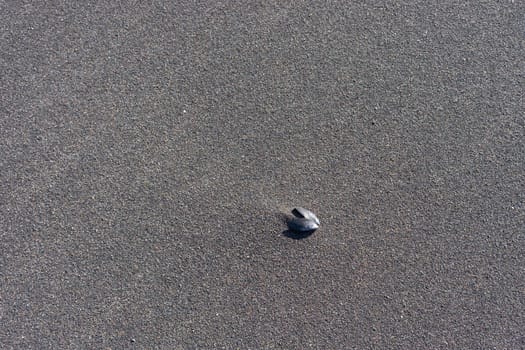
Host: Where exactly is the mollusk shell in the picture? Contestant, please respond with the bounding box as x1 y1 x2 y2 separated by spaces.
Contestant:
291 207 320 225
287 217 319 232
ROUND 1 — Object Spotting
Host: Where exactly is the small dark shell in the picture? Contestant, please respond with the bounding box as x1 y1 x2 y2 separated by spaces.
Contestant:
291 207 320 225
287 217 319 232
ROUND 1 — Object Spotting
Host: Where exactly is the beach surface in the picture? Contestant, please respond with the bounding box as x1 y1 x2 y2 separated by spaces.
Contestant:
1 2 524 349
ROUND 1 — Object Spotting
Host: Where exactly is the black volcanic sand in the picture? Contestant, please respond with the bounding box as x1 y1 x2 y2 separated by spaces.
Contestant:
1 2 524 349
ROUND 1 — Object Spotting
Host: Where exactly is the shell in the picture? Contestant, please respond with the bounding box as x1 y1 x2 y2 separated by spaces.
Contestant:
291 207 320 225
287 217 319 232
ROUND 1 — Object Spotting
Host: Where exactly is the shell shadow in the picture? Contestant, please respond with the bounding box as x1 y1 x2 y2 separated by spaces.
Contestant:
282 229 315 240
